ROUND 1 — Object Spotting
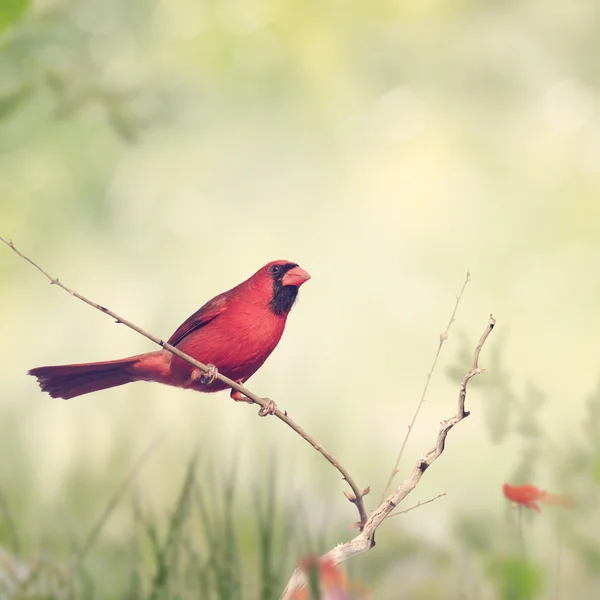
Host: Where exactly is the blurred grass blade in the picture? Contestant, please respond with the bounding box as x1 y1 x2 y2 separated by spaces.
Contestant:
148 449 199 600
77 436 162 565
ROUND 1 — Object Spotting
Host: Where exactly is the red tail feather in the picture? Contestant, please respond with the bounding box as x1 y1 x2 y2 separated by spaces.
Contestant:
29 358 139 400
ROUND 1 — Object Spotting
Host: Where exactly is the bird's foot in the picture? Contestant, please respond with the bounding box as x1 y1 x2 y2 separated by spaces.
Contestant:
199 364 218 385
187 364 218 388
230 387 277 417
258 398 277 417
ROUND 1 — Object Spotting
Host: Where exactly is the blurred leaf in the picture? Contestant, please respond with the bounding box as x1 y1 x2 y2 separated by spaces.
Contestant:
0 0 30 34
487 556 544 600
0 83 33 121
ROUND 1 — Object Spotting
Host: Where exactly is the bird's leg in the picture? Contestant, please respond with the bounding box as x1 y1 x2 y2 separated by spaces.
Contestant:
230 384 278 417
257 398 278 417
188 364 218 386
230 388 254 404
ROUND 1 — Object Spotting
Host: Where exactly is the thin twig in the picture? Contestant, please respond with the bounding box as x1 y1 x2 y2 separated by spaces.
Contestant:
380 271 470 503
387 492 446 518
281 314 495 599
0 236 368 528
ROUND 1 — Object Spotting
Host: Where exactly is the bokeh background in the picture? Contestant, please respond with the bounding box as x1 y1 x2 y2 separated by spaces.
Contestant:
2 0 600 598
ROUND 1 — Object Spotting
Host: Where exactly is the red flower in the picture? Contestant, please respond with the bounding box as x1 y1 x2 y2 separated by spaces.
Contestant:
502 483 575 512
291 557 348 600
503 483 543 512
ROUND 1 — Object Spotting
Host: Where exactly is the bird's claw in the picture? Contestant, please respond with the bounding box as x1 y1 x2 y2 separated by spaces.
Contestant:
258 398 277 417
200 364 218 385
230 386 277 416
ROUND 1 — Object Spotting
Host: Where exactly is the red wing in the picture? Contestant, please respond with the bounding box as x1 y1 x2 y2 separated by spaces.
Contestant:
167 293 228 347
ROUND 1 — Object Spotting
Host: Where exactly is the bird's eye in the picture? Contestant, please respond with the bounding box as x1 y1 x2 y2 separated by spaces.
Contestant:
268 264 281 274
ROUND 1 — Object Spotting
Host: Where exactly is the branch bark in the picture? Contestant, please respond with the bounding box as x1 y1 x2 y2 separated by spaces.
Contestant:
281 314 496 599
0 236 368 527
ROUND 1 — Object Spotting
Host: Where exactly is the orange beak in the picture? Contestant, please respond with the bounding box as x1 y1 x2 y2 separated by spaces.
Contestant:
282 266 311 287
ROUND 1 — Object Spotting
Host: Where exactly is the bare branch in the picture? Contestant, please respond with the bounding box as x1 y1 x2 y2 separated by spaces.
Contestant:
0 236 368 528
380 271 470 502
281 314 496 599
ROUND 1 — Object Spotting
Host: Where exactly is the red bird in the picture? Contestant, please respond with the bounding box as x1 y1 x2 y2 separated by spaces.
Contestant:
29 260 310 414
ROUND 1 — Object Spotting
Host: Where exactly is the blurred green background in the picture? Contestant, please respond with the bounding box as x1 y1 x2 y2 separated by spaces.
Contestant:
2 0 600 598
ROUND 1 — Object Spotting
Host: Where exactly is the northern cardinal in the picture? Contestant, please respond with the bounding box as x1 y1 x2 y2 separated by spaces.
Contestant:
29 260 310 413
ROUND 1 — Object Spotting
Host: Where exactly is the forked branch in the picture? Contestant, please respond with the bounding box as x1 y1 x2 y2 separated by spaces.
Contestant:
281 314 496 599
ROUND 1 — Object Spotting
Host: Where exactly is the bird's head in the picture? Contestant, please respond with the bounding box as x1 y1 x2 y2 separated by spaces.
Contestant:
246 260 310 316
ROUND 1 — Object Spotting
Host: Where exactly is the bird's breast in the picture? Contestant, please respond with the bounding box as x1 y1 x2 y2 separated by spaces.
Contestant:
171 301 287 390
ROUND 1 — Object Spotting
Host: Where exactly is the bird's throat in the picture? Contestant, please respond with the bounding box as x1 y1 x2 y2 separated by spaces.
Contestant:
269 284 298 316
